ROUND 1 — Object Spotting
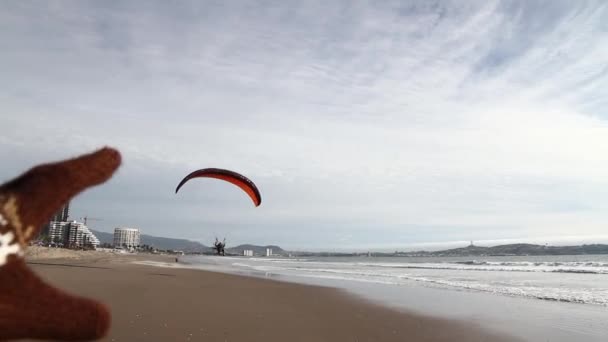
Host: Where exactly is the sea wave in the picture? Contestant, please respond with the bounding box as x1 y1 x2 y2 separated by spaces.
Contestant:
454 260 608 267
353 261 608 274
231 263 608 306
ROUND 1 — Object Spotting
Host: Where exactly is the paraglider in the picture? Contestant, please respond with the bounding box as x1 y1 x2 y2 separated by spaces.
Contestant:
212 237 226 256
175 168 262 206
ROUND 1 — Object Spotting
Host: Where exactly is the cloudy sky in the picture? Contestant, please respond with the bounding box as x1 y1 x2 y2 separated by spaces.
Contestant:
1 1 607 250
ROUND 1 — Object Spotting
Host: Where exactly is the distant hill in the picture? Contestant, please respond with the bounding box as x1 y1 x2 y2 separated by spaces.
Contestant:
90 230 113 244
91 230 209 253
226 244 285 256
90 230 286 255
139 236 209 253
400 243 608 257
288 243 608 257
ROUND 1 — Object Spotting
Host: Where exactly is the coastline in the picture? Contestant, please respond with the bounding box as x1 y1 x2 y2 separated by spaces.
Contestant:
177 254 608 342
137 255 608 342
25 249 517 342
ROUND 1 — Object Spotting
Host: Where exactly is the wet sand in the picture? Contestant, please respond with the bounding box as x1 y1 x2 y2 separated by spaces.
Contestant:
25 253 518 341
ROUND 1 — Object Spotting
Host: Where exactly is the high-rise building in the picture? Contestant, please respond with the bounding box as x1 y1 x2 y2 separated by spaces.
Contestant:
48 221 70 244
266 248 273 257
40 201 70 237
113 227 140 248
53 202 70 222
66 221 100 248
48 220 100 248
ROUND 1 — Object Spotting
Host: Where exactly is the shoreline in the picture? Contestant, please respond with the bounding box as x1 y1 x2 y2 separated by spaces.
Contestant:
139 255 608 342
25 251 518 341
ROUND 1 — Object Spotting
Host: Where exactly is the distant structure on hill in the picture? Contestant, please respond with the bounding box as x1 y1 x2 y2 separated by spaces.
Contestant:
243 249 253 257
226 244 285 256
266 248 273 257
113 227 141 248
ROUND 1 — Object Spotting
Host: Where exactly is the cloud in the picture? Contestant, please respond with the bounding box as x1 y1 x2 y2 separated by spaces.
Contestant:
1 1 607 249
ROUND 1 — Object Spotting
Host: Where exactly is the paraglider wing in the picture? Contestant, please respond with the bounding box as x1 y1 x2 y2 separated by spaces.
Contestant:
175 168 262 206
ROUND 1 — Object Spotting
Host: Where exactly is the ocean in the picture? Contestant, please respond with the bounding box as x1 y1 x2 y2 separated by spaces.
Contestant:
143 254 608 341
183 254 608 306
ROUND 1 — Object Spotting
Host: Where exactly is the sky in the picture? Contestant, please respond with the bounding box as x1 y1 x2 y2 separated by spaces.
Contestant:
1 1 608 251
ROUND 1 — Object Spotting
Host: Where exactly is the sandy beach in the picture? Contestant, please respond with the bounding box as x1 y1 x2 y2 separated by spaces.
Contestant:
23 248 517 342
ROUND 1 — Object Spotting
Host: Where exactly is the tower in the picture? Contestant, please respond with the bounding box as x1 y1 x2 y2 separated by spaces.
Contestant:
40 201 70 237
52 202 70 222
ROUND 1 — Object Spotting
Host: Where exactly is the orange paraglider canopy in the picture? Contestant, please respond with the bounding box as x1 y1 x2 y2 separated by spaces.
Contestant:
175 168 261 207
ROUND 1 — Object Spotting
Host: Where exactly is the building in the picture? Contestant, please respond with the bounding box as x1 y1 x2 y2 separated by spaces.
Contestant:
243 250 253 257
66 221 100 248
48 221 70 245
266 248 273 257
52 202 70 222
48 220 100 248
113 227 140 248
40 201 71 237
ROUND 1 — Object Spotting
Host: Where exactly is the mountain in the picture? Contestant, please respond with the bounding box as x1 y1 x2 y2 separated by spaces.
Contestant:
139 235 209 253
399 243 608 257
91 230 209 253
90 230 286 255
90 230 114 244
226 244 285 256
289 243 608 257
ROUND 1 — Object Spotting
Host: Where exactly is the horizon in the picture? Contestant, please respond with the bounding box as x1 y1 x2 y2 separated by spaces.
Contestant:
91 225 608 253
2 1 608 249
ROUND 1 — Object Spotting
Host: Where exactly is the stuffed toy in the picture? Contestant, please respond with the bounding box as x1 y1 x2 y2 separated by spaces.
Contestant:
0 147 120 341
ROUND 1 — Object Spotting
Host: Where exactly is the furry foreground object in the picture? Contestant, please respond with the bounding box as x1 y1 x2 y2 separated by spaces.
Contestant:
0 147 121 341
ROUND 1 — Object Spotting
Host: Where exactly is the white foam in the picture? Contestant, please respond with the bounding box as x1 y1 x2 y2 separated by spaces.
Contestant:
354 261 608 274
132 260 190 269
153 255 608 307
227 262 608 305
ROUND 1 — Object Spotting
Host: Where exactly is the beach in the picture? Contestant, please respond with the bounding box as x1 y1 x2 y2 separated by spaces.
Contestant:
176 254 608 341
25 248 516 342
